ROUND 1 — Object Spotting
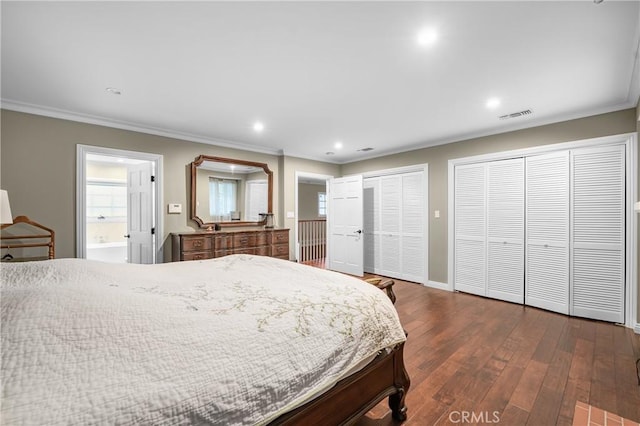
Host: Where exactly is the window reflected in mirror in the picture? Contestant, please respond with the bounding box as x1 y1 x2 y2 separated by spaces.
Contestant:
190 155 272 228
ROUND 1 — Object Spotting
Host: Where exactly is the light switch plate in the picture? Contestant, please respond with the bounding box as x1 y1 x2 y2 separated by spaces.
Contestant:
434 210 440 218
287 211 295 218
168 203 182 214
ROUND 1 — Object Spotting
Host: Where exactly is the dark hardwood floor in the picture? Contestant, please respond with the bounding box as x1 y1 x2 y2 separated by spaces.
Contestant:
355 278 640 426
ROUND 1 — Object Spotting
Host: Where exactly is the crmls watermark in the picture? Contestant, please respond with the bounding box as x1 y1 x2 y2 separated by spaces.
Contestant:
449 410 501 424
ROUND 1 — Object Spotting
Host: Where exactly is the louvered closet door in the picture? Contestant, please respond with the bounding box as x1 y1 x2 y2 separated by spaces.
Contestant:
487 158 524 304
571 145 625 323
401 171 425 283
526 151 570 314
454 163 486 296
380 175 402 277
363 178 380 274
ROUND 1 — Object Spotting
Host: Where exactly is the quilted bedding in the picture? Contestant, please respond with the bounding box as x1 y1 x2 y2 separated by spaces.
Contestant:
1 254 406 425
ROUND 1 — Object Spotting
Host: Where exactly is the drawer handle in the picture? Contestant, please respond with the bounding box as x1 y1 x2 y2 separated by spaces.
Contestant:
193 240 203 247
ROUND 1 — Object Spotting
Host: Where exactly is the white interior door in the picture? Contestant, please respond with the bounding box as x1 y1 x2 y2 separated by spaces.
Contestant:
327 175 363 276
127 162 154 264
571 145 625 323
526 151 570 314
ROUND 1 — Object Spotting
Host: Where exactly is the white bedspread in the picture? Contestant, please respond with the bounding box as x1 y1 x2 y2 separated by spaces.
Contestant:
1 255 405 425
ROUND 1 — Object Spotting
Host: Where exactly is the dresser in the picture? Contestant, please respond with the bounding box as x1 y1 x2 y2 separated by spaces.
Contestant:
172 229 289 262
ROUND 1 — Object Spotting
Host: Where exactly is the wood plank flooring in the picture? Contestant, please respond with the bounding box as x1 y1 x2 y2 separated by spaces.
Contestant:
354 278 640 426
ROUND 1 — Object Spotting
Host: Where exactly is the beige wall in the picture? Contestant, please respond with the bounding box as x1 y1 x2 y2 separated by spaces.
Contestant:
298 183 325 220
342 108 638 287
0 110 281 262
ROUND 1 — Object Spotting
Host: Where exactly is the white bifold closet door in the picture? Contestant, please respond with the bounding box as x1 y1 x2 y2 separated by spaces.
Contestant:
571 145 625 323
400 172 426 283
363 178 380 274
380 175 402 278
363 171 426 283
454 163 486 296
487 158 525 303
454 159 524 301
525 151 570 315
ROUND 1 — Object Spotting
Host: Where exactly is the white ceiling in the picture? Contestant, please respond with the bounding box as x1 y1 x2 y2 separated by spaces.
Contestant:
2 1 639 164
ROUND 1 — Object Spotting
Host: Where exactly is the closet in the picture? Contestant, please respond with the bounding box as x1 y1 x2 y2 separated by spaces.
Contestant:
364 170 427 284
453 142 626 323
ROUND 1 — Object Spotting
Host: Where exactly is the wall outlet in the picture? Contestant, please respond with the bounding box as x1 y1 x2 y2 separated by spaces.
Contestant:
434 210 440 218
287 211 295 218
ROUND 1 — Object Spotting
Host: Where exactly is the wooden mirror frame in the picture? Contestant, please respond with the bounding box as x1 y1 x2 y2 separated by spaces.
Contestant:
190 155 273 229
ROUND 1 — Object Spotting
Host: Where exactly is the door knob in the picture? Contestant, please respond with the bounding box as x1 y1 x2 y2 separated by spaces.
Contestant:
354 230 362 234
124 234 131 238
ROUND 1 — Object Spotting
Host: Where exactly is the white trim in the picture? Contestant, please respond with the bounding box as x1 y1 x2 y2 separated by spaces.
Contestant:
427 280 448 291
362 163 428 178
9 100 281 157
447 132 637 328
294 171 332 263
76 144 164 263
634 323 640 335
628 134 638 329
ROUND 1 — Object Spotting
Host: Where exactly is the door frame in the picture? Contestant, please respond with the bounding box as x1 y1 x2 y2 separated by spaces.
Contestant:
447 132 638 329
76 144 164 263
294 171 333 262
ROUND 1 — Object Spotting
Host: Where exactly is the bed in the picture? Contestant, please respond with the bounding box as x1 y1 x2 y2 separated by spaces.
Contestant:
1 254 410 425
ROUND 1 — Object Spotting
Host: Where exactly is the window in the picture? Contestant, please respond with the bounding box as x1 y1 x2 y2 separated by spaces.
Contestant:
209 178 238 220
318 192 326 217
86 179 127 223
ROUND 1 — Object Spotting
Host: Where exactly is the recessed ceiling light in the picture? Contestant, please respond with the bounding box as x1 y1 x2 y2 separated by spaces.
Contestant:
334 141 343 150
416 27 438 46
253 121 264 133
106 87 122 95
486 97 501 109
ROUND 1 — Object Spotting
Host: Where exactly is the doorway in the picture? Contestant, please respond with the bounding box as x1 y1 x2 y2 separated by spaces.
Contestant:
76 145 163 264
294 171 332 265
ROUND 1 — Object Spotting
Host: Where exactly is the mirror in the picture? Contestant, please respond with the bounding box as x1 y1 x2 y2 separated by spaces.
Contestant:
190 155 273 229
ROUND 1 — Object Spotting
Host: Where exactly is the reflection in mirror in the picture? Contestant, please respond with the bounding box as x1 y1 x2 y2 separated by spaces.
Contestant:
190 156 273 228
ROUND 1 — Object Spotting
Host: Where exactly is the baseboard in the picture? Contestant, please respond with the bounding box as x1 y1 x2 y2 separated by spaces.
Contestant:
426 280 450 291
634 322 640 334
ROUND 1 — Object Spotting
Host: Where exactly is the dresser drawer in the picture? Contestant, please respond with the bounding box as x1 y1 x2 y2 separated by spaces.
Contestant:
233 233 257 248
269 230 289 244
272 243 289 258
182 251 214 261
232 247 256 255
182 236 212 252
214 235 233 249
255 245 270 256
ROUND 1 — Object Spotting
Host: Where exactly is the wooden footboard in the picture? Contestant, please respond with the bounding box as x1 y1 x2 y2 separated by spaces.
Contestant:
271 341 410 425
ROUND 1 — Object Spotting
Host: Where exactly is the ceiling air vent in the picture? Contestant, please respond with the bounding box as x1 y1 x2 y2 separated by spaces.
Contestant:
499 109 532 120
357 147 375 152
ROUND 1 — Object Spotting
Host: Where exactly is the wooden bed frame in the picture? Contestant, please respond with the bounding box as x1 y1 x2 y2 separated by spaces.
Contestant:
272 341 409 424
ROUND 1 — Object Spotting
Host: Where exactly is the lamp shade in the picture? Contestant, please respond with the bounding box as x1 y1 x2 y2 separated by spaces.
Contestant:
1 190 13 224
